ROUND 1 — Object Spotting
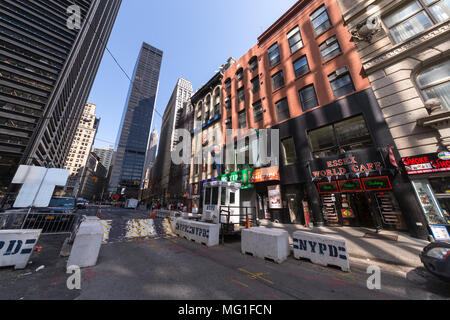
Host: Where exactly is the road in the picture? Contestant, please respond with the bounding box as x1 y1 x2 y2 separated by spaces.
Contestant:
0 207 449 300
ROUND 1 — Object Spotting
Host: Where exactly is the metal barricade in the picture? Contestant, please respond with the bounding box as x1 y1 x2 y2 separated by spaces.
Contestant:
0 211 79 235
219 206 258 244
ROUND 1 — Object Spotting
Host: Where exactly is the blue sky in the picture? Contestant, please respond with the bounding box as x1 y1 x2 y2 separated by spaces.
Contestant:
88 0 297 149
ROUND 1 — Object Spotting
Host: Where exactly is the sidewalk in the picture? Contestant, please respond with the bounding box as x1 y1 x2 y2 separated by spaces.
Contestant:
259 220 430 268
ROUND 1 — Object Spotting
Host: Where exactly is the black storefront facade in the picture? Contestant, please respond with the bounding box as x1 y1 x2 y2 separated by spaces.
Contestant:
272 88 430 240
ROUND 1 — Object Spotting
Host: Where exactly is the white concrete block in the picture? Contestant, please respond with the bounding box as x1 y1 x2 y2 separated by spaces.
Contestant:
67 218 103 270
241 227 290 264
0 229 41 269
173 218 220 247
293 231 350 272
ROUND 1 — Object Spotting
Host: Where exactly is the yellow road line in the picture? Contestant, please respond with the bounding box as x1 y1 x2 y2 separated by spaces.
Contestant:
232 280 249 288
238 268 274 285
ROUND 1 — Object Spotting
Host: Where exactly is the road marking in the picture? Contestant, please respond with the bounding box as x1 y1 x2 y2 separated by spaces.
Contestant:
232 280 249 288
125 219 156 239
238 268 274 285
100 220 112 243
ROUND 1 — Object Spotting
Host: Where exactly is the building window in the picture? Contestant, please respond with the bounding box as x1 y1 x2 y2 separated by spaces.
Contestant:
225 117 232 130
237 87 245 103
281 137 296 166
319 35 341 61
225 78 231 91
299 84 319 111
268 43 280 67
293 55 310 78
417 59 450 110
287 26 303 54
384 0 449 44
238 110 247 128
276 98 290 122
272 71 285 91
308 115 373 158
251 76 260 93
253 100 263 123
311 4 332 36
225 96 232 110
329 68 355 98
249 56 258 72
236 68 244 82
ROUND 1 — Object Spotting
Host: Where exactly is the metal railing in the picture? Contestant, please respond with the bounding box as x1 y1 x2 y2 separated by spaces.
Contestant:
0 211 79 235
219 206 257 244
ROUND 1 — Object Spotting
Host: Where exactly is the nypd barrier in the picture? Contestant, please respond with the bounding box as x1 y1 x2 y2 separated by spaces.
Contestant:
293 231 350 272
0 229 41 269
241 227 290 264
174 218 220 247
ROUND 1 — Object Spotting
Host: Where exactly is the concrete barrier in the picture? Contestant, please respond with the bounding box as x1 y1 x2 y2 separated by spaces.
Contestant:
241 227 290 264
293 231 350 272
173 218 220 247
0 229 41 269
67 217 103 270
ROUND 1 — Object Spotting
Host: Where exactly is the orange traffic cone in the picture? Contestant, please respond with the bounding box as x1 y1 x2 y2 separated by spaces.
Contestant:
247 216 251 229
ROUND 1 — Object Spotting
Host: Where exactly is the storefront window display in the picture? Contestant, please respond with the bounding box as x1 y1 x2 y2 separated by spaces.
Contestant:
411 179 450 225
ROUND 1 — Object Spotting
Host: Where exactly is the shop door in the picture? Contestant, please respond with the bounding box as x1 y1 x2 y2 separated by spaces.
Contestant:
352 193 375 228
287 193 303 224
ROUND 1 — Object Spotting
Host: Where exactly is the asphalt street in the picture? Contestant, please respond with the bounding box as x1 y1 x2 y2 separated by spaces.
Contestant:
0 207 449 300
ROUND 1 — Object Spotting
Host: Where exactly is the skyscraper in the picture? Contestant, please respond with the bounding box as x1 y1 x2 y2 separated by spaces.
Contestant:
63 102 99 195
151 78 193 201
109 43 163 198
142 129 158 192
93 146 115 174
0 0 122 198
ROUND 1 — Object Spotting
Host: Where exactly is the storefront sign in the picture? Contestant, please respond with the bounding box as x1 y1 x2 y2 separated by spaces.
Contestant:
251 167 280 183
317 182 339 194
218 169 254 189
402 153 450 175
310 149 384 178
338 179 362 193
430 225 450 241
268 185 282 209
362 176 392 191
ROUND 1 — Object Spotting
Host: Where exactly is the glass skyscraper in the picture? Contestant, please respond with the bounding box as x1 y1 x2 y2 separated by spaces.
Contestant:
109 42 163 198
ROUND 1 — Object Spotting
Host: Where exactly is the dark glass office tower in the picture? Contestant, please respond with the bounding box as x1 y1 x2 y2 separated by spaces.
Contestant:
0 0 122 196
109 43 163 198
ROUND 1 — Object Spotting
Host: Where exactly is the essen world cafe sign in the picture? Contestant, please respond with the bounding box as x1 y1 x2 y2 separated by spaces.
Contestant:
310 149 384 178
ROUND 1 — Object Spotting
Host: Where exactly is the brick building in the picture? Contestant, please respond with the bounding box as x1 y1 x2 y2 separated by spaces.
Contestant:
219 0 428 238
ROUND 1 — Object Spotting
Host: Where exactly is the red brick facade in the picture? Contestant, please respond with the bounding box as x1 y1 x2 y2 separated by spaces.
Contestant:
221 0 371 142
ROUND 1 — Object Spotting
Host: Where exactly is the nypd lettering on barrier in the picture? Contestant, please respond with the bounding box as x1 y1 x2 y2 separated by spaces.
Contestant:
295 239 347 260
175 221 209 238
293 231 350 272
0 230 41 269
